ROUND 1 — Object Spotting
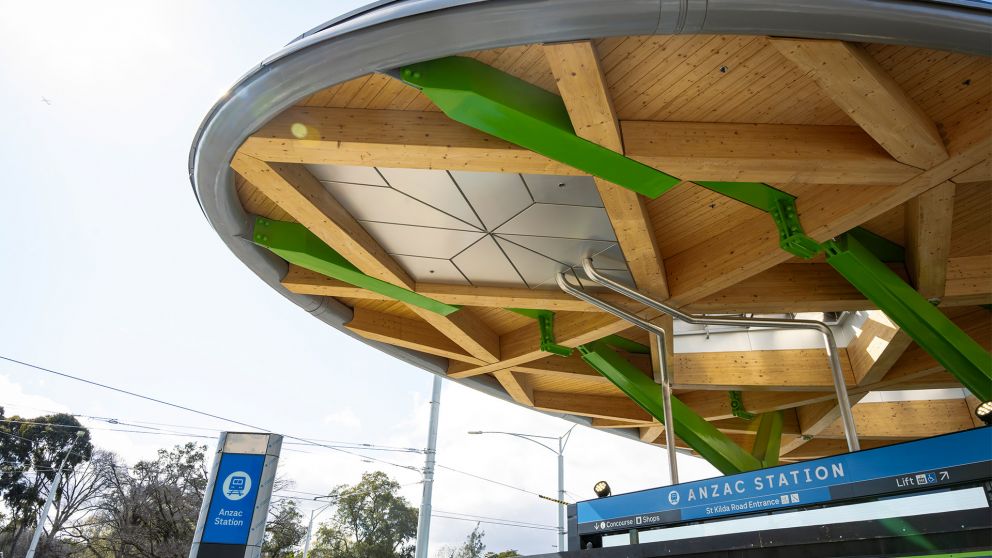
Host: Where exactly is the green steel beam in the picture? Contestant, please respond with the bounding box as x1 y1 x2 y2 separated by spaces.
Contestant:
600 334 651 354
399 57 680 199
252 217 461 316
824 233 992 400
397 56 987 403
751 411 784 468
578 340 763 474
506 308 572 357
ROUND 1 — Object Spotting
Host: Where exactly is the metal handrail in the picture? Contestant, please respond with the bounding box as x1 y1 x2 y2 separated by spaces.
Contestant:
556 272 680 483
575 258 860 453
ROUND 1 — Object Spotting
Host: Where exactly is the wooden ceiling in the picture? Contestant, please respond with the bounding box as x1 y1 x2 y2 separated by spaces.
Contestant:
231 34 992 464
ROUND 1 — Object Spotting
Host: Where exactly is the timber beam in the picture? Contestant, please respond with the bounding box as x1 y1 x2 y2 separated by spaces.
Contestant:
240 106 917 185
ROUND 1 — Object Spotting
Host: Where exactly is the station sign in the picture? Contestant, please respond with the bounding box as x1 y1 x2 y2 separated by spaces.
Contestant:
190 432 282 558
577 427 992 535
201 453 267 544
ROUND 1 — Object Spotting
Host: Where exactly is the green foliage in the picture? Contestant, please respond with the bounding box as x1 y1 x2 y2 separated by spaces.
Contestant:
308 471 418 558
85 443 209 558
0 408 93 556
263 499 307 557
436 525 519 558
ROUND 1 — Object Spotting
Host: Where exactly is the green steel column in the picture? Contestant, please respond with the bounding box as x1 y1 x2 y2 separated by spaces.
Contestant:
751 411 784 468
252 217 461 316
578 340 762 474
824 233 992 400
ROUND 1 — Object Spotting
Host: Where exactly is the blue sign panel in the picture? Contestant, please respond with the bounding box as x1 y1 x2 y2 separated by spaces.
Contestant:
577 427 992 535
201 453 266 544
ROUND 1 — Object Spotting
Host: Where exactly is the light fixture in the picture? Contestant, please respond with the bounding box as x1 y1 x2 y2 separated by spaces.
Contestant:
593 481 611 498
976 401 992 426
467 431 483 435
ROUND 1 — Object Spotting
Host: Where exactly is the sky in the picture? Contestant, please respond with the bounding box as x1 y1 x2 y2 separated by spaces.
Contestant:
0 1 722 554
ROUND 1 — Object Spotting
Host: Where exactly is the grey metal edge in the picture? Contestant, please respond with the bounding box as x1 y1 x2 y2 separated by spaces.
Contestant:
188 0 990 442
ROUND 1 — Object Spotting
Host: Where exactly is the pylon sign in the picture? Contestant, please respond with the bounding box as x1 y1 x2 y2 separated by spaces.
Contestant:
190 432 282 558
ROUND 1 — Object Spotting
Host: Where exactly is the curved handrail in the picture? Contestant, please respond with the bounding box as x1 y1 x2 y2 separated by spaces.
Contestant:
573 258 860 454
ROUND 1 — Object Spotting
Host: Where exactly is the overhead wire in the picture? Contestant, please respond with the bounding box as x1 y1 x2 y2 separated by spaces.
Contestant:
0 356 423 475
0 356 546 499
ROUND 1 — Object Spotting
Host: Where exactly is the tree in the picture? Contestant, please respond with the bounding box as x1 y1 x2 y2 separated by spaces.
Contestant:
309 471 418 558
436 526 520 558
36 449 116 557
81 443 208 558
263 499 306 557
0 408 93 557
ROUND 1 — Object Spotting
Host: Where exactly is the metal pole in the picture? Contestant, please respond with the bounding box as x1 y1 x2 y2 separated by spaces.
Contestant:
26 433 82 558
301 508 317 558
415 375 443 558
654 333 679 484
566 258 861 452
557 440 565 551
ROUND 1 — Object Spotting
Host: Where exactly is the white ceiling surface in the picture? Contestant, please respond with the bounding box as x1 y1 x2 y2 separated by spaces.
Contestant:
308 164 634 289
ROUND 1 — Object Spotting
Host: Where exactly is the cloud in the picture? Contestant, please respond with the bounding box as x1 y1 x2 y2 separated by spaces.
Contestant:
322 408 362 429
0 374 71 417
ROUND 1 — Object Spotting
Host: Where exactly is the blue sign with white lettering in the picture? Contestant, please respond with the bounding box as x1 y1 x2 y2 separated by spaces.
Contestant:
577 427 992 534
201 453 266 544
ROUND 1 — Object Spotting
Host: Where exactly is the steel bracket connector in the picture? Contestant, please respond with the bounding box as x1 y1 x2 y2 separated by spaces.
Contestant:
508 308 572 357
728 391 755 421
769 197 821 259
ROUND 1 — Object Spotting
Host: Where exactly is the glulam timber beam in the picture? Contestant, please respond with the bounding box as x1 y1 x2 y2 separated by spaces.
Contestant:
663 108 989 307
345 307 485 365
532 391 653 422
623 121 917 184
783 438 893 460
770 39 948 169
231 153 415 289
240 107 579 175
816 399 976 440
943 255 992 307
905 182 957 300
231 154 501 363
283 262 900 314
672 349 856 392
240 106 919 185
848 311 914 386
545 40 670 301
493 370 535 406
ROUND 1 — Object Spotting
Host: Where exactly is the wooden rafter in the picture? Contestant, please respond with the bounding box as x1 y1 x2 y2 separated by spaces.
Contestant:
545 40 670 300
282 261 922 314
231 153 415 289
770 39 948 169
905 181 957 300
663 112 990 307
816 399 976 439
672 349 856 392
493 370 535 406
622 121 917 184
240 106 918 185
344 306 486 365
231 153 501 363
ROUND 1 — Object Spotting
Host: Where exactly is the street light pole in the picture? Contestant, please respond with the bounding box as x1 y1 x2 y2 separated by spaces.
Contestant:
468 425 576 550
25 430 84 558
415 375 443 558
301 499 333 558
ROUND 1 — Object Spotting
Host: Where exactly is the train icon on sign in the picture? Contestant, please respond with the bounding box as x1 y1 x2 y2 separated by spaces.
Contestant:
223 471 252 501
